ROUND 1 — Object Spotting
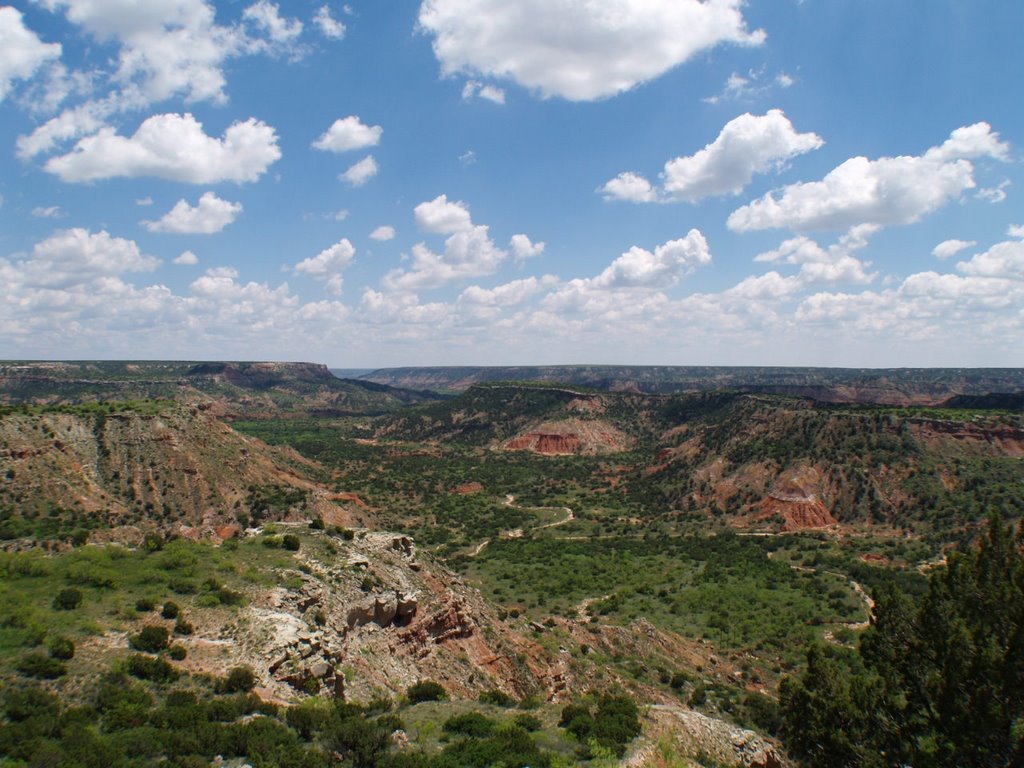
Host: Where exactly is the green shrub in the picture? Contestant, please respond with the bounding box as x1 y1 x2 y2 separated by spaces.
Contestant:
286 699 331 739
324 713 391 768
669 671 691 689
406 680 446 703
514 713 543 732
95 674 154 717
168 644 187 660
282 534 301 551
478 689 515 707
129 625 170 653
53 587 83 610
161 600 180 619
47 635 75 660
222 665 257 693
174 618 194 635
518 694 542 710
2 685 60 722
215 587 244 606
135 597 156 612
17 652 66 679
125 653 178 683
689 683 707 708
444 712 496 738
65 560 119 589
438 724 546 768
168 578 197 595
559 694 641 757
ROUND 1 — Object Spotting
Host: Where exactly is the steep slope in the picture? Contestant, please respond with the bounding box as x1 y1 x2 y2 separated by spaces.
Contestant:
639 395 1024 534
374 383 661 453
370 386 1022 536
158 528 555 704
0 402 372 545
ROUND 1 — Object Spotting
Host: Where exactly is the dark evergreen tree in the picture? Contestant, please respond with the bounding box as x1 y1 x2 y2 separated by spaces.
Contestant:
781 514 1024 767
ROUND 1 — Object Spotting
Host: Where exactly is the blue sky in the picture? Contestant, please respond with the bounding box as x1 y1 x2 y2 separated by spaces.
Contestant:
1 0 1021 367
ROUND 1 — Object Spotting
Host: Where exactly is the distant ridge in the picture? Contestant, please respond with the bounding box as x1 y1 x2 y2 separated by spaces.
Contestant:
0 360 442 417
357 365 1024 406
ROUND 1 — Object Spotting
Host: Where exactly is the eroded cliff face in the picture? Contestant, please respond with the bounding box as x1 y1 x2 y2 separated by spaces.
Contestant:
908 418 1024 456
0 406 367 543
502 418 633 455
177 529 552 704
758 466 839 532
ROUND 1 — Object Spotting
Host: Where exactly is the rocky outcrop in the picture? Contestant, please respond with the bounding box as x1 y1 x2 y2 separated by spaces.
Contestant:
502 419 633 456
196 528 550 704
628 705 786 768
346 592 418 630
908 418 1024 457
758 466 838 531
505 432 581 455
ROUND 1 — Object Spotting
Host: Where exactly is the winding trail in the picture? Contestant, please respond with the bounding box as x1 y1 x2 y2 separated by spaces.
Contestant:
574 592 611 622
465 494 575 558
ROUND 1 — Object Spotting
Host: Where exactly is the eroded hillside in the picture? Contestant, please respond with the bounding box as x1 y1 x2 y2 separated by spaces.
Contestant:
0 402 371 545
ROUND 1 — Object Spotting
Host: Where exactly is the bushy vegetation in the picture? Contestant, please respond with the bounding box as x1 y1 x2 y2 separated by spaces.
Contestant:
0 656 632 768
780 516 1024 767
559 693 642 757
464 531 864 662
406 680 446 704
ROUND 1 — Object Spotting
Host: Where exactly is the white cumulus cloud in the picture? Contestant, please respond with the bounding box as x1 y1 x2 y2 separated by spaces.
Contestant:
44 112 281 184
12 228 159 289
243 1 303 46
15 0 305 164
932 239 976 260
370 226 396 241
414 194 473 234
314 6 346 39
292 237 356 295
37 0 242 104
143 191 243 234
313 115 382 153
173 250 199 265
728 122 1010 232
755 225 877 286
31 206 64 219
704 68 794 104
462 80 505 104
418 0 764 102
340 155 378 187
385 194 538 292
510 234 545 262
0 7 62 102
602 111 823 203
976 180 1010 204
600 172 658 203
956 239 1024 279
593 230 711 288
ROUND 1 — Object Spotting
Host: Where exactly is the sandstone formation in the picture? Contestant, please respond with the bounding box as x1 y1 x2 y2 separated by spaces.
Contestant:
627 705 785 768
502 418 633 455
758 466 838 531
177 529 551 704
0 405 368 544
